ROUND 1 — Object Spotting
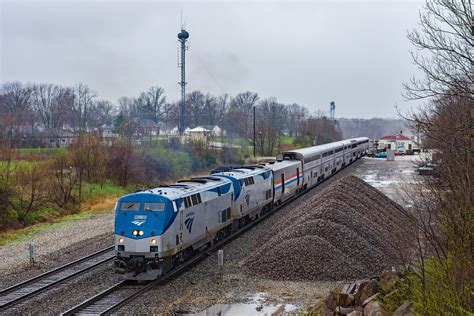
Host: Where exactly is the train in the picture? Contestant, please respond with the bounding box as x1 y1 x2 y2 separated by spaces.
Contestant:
113 137 370 280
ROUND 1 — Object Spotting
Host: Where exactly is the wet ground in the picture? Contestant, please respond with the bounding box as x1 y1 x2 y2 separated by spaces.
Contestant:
352 155 421 205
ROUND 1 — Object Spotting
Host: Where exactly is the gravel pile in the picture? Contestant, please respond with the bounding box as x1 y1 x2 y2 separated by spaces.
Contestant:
243 175 414 281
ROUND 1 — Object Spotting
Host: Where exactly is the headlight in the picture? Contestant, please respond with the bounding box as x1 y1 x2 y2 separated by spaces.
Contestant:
151 239 157 245
132 230 138 236
138 230 144 236
119 238 124 244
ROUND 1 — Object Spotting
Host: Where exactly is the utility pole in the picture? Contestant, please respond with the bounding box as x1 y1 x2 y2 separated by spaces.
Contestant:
253 106 256 157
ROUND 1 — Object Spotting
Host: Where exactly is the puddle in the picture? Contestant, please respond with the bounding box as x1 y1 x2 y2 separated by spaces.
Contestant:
362 173 399 188
180 292 298 316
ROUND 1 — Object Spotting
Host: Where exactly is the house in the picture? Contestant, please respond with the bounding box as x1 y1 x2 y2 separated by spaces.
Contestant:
379 132 419 154
100 125 119 145
42 129 76 148
137 119 160 136
186 126 211 142
202 125 226 137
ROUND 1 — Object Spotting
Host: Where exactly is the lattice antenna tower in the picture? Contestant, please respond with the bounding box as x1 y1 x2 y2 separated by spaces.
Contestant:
177 18 189 135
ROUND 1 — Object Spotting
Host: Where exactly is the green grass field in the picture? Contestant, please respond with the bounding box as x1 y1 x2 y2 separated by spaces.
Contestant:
81 181 129 200
0 160 39 169
18 147 66 154
280 136 296 145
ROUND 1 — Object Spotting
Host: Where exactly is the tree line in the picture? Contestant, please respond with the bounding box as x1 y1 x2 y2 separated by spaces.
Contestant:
0 82 341 153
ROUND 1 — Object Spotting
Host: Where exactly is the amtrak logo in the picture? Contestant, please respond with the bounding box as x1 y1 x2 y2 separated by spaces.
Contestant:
184 217 194 233
245 192 251 206
132 220 146 226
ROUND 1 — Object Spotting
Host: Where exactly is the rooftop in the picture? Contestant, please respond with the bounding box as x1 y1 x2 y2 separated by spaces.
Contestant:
380 135 411 141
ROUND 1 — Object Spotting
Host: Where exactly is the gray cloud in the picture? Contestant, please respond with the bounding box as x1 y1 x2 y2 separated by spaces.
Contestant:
1 0 424 118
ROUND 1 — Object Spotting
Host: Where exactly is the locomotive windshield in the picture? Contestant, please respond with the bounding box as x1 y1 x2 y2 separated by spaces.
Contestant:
119 202 140 211
144 202 165 212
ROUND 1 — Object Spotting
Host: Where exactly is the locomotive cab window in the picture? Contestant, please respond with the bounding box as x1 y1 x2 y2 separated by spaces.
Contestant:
184 196 192 208
244 177 255 186
120 202 140 211
189 193 202 206
144 202 165 212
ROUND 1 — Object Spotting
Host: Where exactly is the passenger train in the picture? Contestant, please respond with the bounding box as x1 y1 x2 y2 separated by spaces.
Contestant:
114 137 369 280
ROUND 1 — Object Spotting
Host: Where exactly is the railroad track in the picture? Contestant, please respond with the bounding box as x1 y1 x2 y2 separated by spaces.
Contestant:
63 161 364 315
0 246 115 310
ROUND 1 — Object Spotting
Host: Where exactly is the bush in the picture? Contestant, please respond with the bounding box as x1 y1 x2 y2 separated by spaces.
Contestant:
221 147 244 164
381 255 472 315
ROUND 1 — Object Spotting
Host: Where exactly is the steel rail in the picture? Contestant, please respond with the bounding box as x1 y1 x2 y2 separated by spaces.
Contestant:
0 246 115 310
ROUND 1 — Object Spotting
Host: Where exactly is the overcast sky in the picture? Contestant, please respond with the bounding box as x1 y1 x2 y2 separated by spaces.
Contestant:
1 0 425 118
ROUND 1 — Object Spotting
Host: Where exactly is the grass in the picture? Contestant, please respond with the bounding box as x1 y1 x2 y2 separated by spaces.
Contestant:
81 180 129 200
0 180 129 247
18 147 66 155
210 136 247 146
0 160 39 169
280 136 296 145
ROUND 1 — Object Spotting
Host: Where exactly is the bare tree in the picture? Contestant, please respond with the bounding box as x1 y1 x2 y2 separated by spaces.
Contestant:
256 98 287 155
10 165 46 226
47 151 78 210
300 114 342 145
0 82 33 144
72 83 97 132
404 0 472 100
230 91 259 139
31 84 74 142
89 100 115 129
204 93 228 127
135 86 166 123
118 96 138 117
186 90 206 127
286 103 308 137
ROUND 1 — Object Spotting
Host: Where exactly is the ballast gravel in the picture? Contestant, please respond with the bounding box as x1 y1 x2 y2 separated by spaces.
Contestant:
242 176 415 281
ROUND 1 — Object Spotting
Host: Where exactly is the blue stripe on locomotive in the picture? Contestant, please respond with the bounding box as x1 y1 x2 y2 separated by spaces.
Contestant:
208 183 232 195
114 193 177 239
213 175 241 201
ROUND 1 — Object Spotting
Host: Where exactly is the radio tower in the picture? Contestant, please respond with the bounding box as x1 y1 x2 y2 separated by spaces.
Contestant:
329 101 336 121
177 26 189 135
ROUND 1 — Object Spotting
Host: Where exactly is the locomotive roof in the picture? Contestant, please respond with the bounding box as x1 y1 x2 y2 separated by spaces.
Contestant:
213 165 268 179
131 176 232 200
260 159 300 170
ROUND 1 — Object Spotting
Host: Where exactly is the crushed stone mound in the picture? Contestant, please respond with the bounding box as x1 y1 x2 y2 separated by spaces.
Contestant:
242 176 414 281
